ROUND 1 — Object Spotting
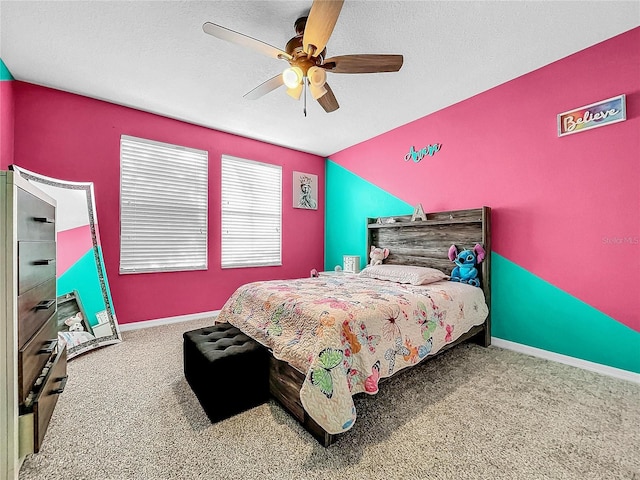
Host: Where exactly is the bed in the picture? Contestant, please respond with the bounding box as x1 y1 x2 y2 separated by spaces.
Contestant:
216 206 491 446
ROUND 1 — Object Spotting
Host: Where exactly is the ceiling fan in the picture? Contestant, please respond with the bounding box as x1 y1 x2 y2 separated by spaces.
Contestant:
202 0 403 114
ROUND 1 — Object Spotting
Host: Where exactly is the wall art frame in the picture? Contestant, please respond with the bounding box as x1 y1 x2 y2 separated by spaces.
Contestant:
293 171 318 210
557 94 626 137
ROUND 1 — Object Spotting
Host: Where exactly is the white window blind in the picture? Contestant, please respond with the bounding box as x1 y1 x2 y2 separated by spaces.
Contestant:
221 155 281 268
120 135 208 273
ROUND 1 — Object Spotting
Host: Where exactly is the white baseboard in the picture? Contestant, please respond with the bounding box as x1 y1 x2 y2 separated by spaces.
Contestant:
119 310 220 332
491 337 640 385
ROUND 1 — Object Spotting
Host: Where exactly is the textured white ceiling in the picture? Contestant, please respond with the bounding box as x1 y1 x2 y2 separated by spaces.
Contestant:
1 1 638 157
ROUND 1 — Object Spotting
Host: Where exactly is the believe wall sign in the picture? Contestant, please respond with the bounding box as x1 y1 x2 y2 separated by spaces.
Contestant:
404 143 442 163
557 94 626 137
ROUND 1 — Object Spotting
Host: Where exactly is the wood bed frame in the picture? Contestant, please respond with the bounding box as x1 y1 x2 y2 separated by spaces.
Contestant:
269 206 491 447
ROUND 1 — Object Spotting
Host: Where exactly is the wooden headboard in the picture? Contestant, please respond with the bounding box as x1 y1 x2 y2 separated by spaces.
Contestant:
367 206 491 339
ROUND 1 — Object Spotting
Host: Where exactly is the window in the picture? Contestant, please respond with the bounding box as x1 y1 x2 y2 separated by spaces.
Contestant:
221 155 281 268
120 135 208 273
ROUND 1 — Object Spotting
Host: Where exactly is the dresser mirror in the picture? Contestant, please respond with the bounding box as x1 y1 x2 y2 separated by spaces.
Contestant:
12 166 121 358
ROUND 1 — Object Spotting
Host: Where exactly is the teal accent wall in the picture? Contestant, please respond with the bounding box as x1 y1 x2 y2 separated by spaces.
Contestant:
325 160 414 271
58 248 107 327
0 59 14 81
492 253 640 373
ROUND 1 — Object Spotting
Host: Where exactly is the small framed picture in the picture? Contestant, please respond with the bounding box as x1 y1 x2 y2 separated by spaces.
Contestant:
293 171 318 210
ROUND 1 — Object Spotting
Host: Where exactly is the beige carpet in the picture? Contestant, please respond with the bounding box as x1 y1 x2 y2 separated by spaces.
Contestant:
19 318 640 480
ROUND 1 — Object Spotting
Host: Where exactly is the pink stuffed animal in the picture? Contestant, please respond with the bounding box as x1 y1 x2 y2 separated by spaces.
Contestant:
369 246 390 266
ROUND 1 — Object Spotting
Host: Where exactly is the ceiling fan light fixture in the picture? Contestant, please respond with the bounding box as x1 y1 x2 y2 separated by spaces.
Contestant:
283 66 303 89
309 83 327 100
308 66 326 87
307 66 327 99
286 84 303 100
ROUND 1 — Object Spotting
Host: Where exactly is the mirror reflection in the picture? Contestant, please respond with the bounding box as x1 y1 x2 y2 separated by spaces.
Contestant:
12 166 121 359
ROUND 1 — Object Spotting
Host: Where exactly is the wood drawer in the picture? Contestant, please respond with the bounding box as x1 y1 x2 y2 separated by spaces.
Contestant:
269 356 305 422
17 188 56 242
19 346 67 454
18 277 57 349
18 241 57 295
18 314 60 404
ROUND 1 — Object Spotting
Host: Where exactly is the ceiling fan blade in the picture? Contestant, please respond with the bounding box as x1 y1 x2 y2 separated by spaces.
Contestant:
322 54 404 74
303 0 344 57
316 82 339 113
203 22 292 61
244 74 285 100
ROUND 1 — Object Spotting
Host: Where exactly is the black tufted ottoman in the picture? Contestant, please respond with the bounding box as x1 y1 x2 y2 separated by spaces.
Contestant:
183 323 269 422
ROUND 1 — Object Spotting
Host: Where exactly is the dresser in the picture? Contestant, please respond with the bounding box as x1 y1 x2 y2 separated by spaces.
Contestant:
1 170 67 479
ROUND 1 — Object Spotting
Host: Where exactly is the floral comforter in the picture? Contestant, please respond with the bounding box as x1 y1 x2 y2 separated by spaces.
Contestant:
216 274 488 434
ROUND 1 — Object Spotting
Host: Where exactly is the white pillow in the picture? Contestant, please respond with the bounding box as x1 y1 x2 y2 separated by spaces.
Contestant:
359 264 448 285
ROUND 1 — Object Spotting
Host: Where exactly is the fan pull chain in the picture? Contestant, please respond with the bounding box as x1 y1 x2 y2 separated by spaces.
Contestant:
303 78 307 117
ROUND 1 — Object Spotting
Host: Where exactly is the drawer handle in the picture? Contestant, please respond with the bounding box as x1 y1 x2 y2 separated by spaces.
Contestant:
38 339 58 355
35 299 55 310
52 376 68 395
33 259 56 266
33 216 54 224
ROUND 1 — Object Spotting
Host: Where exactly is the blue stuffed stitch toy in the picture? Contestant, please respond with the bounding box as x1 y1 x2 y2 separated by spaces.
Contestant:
448 244 485 287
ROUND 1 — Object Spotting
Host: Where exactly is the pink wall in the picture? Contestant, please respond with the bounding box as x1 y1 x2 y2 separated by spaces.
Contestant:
12 83 325 324
0 80 14 168
330 28 639 331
